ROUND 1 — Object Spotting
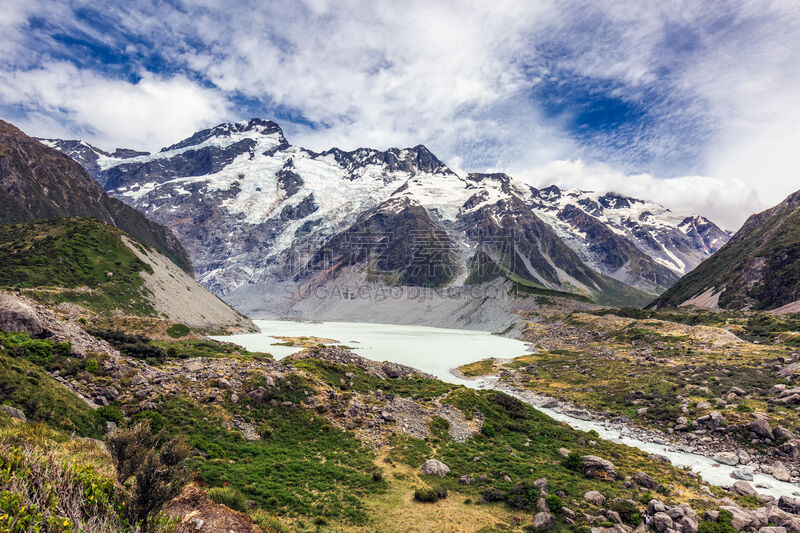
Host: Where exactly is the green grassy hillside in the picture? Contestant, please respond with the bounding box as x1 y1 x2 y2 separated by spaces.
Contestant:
0 217 156 315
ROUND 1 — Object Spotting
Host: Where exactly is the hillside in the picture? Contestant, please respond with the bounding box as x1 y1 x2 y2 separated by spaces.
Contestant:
0 120 192 273
0 331 771 533
0 217 252 331
652 190 800 311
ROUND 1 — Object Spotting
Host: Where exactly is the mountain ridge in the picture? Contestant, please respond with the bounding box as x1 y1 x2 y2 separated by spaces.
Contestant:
0 120 192 273
651 189 800 311
40 118 731 318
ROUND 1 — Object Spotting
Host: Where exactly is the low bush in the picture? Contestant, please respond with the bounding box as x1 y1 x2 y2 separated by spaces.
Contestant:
434 485 448 499
506 481 539 511
562 451 582 471
546 494 563 514
207 486 248 512
481 487 506 503
166 324 190 338
413 487 439 503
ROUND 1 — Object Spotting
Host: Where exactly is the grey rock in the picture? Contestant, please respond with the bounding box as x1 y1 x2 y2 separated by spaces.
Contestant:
731 467 754 481
533 478 549 494
533 512 554 529
0 405 26 422
653 512 674 532
581 455 618 480
773 461 791 482
420 459 450 477
730 480 757 496
584 490 606 506
714 451 740 466
0 294 43 336
633 471 658 489
749 418 774 440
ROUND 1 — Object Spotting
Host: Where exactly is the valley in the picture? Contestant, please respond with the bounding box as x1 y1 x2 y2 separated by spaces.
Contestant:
1 118 799 533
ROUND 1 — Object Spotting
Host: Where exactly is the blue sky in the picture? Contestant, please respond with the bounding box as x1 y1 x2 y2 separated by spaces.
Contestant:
1 0 799 228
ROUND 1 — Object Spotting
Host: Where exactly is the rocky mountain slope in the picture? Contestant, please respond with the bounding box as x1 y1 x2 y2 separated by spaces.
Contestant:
0 120 191 272
652 189 800 311
0 217 252 331
42 119 729 317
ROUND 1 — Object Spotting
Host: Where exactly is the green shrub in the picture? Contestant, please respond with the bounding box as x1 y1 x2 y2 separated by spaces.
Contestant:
207 486 248 512
372 471 384 482
130 410 165 433
481 487 506 503
562 451 582 471
609 498 640 525
84 359 99 374
96 405 124 424
250 510 290 533
166 324 190 338
507 481 539 511
698 510 737 533
434 485 448 499
413 487 439 503
0 331 70 366
546 494 563 514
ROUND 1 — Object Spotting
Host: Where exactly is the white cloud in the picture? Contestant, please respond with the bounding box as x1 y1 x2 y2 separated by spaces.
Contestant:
0 62 230 150
1 0 798 230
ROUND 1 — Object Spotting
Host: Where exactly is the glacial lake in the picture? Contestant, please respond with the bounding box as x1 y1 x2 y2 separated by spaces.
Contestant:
214 319 532 383
214 319 800 497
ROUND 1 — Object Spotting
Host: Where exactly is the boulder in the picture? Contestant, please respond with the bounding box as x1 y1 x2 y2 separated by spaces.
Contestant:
774 426 796 440
581 455 618 480
696 401 712 410
0 404 26 422
767 507 800 531
732 467 754 481
459 475 474 485
420 459 450 477
758 527 787 533
714 451 740 466
633 471 658 489
777 496 800 515
533 478 549 494
730 480 757 497
779 440 800 460
652 512 674 532
749 418 774 440
648 499 667 515
584 490 606 506
721 506 759 531
772 461 791 482
533 512 554 529
0 294 43 336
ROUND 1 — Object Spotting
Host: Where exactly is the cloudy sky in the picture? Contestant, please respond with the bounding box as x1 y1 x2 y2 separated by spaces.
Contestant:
1 0 798 229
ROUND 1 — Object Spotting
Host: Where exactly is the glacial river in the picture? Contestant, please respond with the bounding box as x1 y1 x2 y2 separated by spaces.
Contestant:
214 319 800 498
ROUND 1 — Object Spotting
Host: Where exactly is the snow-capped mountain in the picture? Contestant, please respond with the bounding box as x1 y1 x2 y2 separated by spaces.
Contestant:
41 118 729 315
528 186 730 292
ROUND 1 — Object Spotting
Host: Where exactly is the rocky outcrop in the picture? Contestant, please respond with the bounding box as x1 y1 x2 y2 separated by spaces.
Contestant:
163 485 263 533
0 293 43 336
288 346 435 380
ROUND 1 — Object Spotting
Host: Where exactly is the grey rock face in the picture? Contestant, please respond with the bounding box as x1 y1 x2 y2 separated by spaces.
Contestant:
0 294 43 336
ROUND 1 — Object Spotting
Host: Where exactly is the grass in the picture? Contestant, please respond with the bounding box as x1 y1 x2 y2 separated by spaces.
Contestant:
0 218 156 315
467 309 800 446
0 336 103 438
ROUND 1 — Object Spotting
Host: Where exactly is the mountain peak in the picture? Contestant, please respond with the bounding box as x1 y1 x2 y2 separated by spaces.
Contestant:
161 118 286 153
